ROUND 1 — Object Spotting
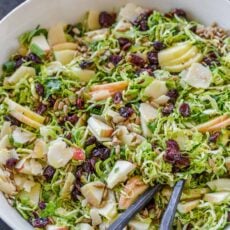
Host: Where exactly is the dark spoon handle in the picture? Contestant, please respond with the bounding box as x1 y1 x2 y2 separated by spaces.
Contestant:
160 180 185 230
108 184 162 230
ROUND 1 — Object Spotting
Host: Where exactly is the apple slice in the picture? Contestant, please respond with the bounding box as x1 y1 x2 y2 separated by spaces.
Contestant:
177 200 200 214
16 158 43 176
143 80 168 99
91 81 128 92
183 63 212 89
105 109 125 123
48 23 67 46
166 46 198 66
119 176 148 209
88 116 113 139
4 66 35 85
164 53 203 73
207 178 230 192
30 34 50 52
81 181 106 208
225 157 230 171
53 42 78 51
12 127 35 144
158 42 192 65
54 50 76 65
69 67 95 82
77 223 93 230
128 219 150 230
195 114 228 132
203 192 230 204
5 98 45 124
107 160 136 189
96 191 117 220
46 225 68 230
181 188 209 200
87 10 100 30
154 95 169 105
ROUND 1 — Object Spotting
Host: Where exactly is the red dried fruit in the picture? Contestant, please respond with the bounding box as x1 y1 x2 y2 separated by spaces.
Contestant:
66 114 79 125
118 37 132 51
43 165 56 181
31 217 50 228
130 54 146 67
162 103 174 116
71 181 82 201
209 132 221 143
179 103 191 117
5 158 18 169
91 147 110 160
79 60 94 69
76 98 84 109
85 136 97 147
166 89 179 104
113 92 122 104
109 55 122 66
99 11 116 28
38 202 46 210
147 51 159 65
153 41 165 51
133 10 152 31
35 83 45 97
36 103 47 115
119 106 134 118
4 115 21 126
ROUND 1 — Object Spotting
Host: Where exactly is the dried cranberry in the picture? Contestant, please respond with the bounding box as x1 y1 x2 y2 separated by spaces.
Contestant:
36 103 47 115
209 132 221 143
75 166 84 179
82 159 95 173
113 92 122 104
166 89 179 104
4 115 21 126
99 11 116 28
48 97 56 107
76 98 84 109
13 55 27 68
153 41 165 51
133 10 152 31
179 103 191 117
91 147 110 160
85 136 97 147
65 132 72 140
165 9 187 18
71 181 82 201
119 106 134 119
66 114 79 125
31 217 50 228
130 54 146 67
5 158 18 169
35 83 45 97
79 60 94 69
38 202 46 210
164 140 190 168
147 51 159 65
228 211 230 222
137 67 154 76
202 52 220 66
43 165 56 181
109 55 122 66
118 37 132 51
162 103 174 116
27 53 42 64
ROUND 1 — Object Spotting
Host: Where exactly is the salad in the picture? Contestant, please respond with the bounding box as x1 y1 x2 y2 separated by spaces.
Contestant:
0 3 229 230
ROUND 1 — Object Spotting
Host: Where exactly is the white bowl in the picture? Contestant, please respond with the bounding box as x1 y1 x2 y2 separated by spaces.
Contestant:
0 0 229 229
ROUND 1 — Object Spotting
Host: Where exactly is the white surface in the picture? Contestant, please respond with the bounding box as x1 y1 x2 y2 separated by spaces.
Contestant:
0 0 230 229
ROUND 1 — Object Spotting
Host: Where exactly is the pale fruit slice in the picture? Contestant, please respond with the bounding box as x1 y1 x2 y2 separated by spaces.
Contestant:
0 167 16 195
105 109 125 124
48 23 67 46
158 42 192 65
4 66 35 85
91 81 128 92
107 160 136 189
195 114 228 132
166 46 198 66
69 67 95 82
0 121 11 138
154 95 169 105
30 34 50 52
54 50 76 65
118 3 146 22
139 103 158 137
12 127 35 144
183 63 212 88
203 192 230 204
0 136 10 149
119 176 148 209
177 200 200 214
164 53 203 73
225 157 230 171
25 183 41 206
32 139 47 159
87 10 101 30
46 225 68 230
181 188 209 200
143 80 168 99
53 42 78 51
96 191 117 220
114 20 132 32
90 208 102 226
47 139 74 168
0 149 18 165
85 28 108 41
207 118 230 132
78 223 93 230
128 219 150 230
5 98 45 124
90 90 112 101
207 178 230 192
16 158 43 176
88 116 113 139
14 175 35 192
81 181 106 208
60 172 75 198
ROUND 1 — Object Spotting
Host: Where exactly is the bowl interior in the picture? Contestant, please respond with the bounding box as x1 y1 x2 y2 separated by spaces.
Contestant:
0 0 230 229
